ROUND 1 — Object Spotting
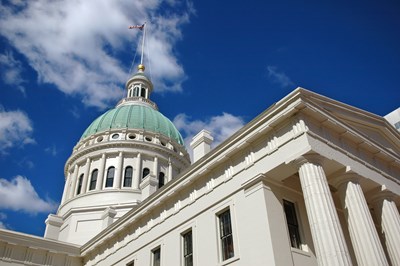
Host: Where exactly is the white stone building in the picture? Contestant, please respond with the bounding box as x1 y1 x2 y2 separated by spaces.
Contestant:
385 107 400 131
0 64 399 266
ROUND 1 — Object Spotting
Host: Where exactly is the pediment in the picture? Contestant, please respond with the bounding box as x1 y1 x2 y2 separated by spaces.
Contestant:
299 89 400 156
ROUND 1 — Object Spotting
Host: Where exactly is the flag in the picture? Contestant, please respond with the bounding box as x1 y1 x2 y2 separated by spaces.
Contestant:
128 24 145 30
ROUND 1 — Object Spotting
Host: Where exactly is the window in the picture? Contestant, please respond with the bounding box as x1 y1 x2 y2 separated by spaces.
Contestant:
152 247 161 266
76 174 84 195
142 168 150 179
89 169 98 190
141 87 146 98
126 261 134 266
283 200 301 249
124 166 133 187
133 86 140 97
105 167 115 188
182 230 193 266
158 172 165 188
218 209 234 261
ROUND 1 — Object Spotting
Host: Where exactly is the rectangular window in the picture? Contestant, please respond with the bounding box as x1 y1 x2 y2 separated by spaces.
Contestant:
152 247 161 266
218 209 234 261
182 230 193 266
283 200 301 249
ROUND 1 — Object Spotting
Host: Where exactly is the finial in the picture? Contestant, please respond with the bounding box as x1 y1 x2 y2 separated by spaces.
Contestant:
138 64 145 72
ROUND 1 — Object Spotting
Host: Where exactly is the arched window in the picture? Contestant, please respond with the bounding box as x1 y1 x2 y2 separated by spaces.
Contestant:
77 174 84 195
89 169 98 191
134 86 140 97
105 167 115 188
124 166 133 187
158 172 165 188
141 87 146 98
142 168 150 179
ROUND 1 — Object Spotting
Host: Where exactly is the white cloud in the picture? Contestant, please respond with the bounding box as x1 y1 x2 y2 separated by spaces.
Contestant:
0 107 35 154
0 212 7 229
0 0 194 108
0 176 57 214
45 144 58 157
0 221 6 229
0 51 26 94
174 112 245 158
267 65 294 88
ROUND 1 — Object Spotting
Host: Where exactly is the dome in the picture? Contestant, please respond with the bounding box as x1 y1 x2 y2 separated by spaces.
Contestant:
81 104 184 145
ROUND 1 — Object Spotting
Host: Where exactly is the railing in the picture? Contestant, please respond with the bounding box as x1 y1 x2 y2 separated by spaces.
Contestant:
117 97 158 110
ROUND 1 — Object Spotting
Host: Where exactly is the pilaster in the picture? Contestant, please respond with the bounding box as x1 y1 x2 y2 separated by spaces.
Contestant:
96 153 106 190
134 153 141 189
114 151 123 189
68 164 79 199
82 157 90 194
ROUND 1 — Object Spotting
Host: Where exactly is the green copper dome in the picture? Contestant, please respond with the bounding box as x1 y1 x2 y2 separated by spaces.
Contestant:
81 104 184 145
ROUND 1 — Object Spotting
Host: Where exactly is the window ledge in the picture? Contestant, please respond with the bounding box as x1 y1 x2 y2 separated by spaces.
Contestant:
219 256 240 266
291 247 311 257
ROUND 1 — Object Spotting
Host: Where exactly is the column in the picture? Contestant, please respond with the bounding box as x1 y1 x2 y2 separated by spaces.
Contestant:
68 164 79 199
153 156 159 177
61 172 71 203
114 152 123 189
96 153 106 190
168 160 173 182
295 155 352 266
370 188 400 266
133 153 141 189
333 174 388 266
81 158 91 194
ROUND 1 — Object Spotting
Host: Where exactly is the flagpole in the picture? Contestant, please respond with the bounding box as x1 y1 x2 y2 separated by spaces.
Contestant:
140 22 146 65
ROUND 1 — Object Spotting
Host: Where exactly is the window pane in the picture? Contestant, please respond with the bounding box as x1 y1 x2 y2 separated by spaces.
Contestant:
219 209 234 261
142 168 150 179
89 169 98 190
153 248 160 266
76 174 84 195
183 230 193 266
106 167 115 188
158 172 165 188
283 200 301 248
124 166 133 187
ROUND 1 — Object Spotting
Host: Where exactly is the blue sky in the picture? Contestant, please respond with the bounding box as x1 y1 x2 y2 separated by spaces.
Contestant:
0 0 399 236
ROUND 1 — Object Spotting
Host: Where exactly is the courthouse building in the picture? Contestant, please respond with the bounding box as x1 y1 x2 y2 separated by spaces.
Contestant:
0 63 399 266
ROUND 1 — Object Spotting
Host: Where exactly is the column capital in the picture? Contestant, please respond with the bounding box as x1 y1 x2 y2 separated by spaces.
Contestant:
292 153 324 170
330 169 360 190
367 185 397 204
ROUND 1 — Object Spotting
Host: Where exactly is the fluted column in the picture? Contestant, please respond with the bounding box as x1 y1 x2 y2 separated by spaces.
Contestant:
133 153 141 189
81 158 90 194
333 174 388 266
370 187 400 266
68 164 79 199
96 154 106 190
114 152 123 189
295 155 352 266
